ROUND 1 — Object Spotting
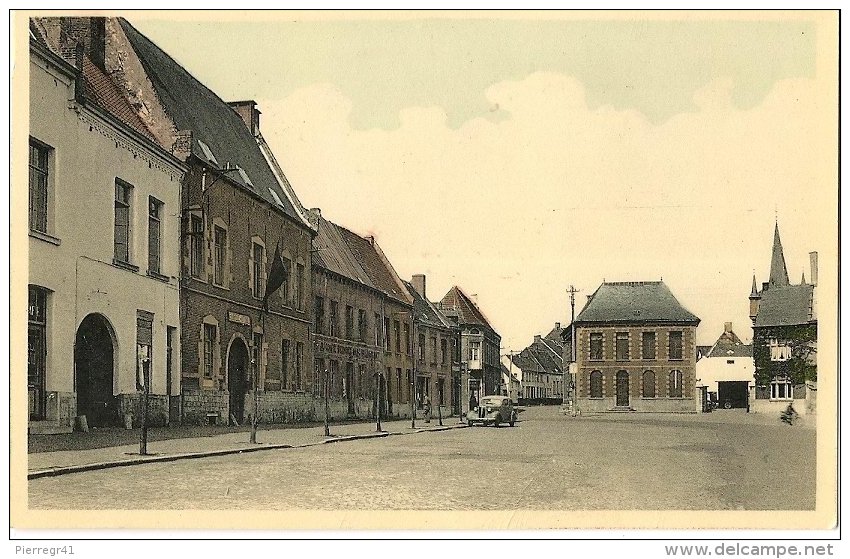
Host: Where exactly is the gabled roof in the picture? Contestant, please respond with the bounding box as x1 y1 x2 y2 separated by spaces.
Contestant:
404 282 453 329
439 286 497 332
335 225 411 306
755 284 816 328
118 18 302 223
312 216 374 288
706 329 753 358
575 281 700 325
769 222 790 288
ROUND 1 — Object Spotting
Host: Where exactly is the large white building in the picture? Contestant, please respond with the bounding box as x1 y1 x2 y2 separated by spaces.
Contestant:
28 23 185 432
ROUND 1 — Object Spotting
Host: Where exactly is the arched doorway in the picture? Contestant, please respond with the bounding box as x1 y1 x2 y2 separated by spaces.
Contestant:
616 370 630 407
228 337 249 424
75 313 117 427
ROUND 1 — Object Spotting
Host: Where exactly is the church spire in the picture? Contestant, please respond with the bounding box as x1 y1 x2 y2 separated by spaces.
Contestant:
769 221 790 287
750 274 759 297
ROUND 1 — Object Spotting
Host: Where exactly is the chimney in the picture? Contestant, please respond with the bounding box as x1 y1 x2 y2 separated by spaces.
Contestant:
534 335 542 344
59 17 106 71
412 274 426 299
365 235 375 247
172 130 193 161
809 251 818 286
555 322 561 329
228 100 261 136
724 322 733 334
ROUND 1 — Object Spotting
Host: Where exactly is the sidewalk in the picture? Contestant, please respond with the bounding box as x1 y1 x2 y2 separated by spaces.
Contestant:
28 417 467 479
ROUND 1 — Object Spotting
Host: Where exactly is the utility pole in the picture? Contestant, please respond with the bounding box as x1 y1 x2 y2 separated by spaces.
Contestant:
139 355 150 455
567 285 580 415
411 314 417 429
324 368 331 437
375 366 383 432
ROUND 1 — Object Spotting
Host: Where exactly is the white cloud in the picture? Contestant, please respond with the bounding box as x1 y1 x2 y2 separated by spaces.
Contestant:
257 70 833 349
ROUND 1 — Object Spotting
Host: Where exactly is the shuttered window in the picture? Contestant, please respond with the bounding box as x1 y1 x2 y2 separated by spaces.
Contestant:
589 333 603 360
29 139 49 233
281 339 290 389
642 371 656 398
669 331 683 360
590 370 603 398
213 226 226 286
148 197 163 275
114 180 132 263
642 332 656 360
190 215 204 278
669 370 683 398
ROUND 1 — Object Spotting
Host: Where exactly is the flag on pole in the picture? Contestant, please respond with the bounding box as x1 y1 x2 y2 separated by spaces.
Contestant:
263 241 287 307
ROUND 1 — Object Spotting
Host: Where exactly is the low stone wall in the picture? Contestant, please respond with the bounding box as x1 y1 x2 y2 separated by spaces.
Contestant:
43 391 76 428
117 393 170 427
751 398 809 416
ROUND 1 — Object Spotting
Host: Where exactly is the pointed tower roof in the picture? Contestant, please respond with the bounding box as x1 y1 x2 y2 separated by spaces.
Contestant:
801 271 807 285
750 274 760 298
769 222 790 287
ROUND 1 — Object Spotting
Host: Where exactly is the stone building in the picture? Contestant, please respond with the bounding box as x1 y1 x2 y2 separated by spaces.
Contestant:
749 223 817 415
573 281 700 413
438 287 501 412
28 22 186 432
404 275 458 418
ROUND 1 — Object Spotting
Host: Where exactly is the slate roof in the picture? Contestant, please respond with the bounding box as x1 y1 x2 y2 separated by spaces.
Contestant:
439 287 496 331
706 330 753 359
529 340 563 374
575 281 700 325
696 345 713 361
118 18 301 222
404 282 452 329
755 284 815 328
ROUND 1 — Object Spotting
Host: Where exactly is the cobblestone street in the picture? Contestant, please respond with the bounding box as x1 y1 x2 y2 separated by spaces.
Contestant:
28 407 816 510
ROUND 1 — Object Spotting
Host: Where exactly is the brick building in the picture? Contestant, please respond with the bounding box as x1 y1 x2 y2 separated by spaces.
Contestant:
505 328 565 404
28 21 186 432
404 275 459 418
749 223 817 415
438 287 501 412
573 281 700 413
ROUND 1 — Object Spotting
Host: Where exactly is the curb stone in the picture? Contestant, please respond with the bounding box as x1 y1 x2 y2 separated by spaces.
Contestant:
28 423 467 479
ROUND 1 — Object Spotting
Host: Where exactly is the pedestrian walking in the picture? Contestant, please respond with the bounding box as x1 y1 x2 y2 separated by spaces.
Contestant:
423 394 431 423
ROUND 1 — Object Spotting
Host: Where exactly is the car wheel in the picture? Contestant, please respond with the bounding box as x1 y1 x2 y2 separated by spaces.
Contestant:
494 414 501 428
724 401 732 409
467 419 473 427
509 414 516 427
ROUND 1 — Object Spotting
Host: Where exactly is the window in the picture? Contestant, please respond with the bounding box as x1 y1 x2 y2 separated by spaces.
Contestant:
281 256 292 305
329 301 339 337
642 332 656 360
28 286 48 420
211 226 226 285
374 313 382 346
642 371 656 398
345 305 354 339
431 336 437 363
145 197 163 275
114 179 133 263
418 333 426 361
358 310 367 342
616 332 630 361
669 370 683 398
295 263 305 310
590 370 603 398
669 331 683 360
203 323 216 379
590 333 603 360
770 376 793 400
295 342 303 390
29 139 50 233
438 378 445 406
404 324 411 355
314 296 325 334
769 339 792 362
441 339 448 364
136 311 154 390
397 368 402 403
470 340 481 361
394 320 401 353
281 339 290 389
252 242 265 298
190 214 204 278
384 317 391 349
252 332 263 383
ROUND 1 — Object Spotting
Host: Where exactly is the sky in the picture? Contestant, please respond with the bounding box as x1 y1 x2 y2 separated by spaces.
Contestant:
132 12 837 351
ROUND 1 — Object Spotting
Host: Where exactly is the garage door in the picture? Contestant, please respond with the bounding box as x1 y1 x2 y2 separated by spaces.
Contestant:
717 381 749 409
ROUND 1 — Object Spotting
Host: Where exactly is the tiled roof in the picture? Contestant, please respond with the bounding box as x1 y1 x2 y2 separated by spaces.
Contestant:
755 284 815 328
439 286 496 331
81 56 156 141
335 225 411 305
706 330 752 358
530 340 563 374
312 216 374 288
575 281 700 325
118 18 301 222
